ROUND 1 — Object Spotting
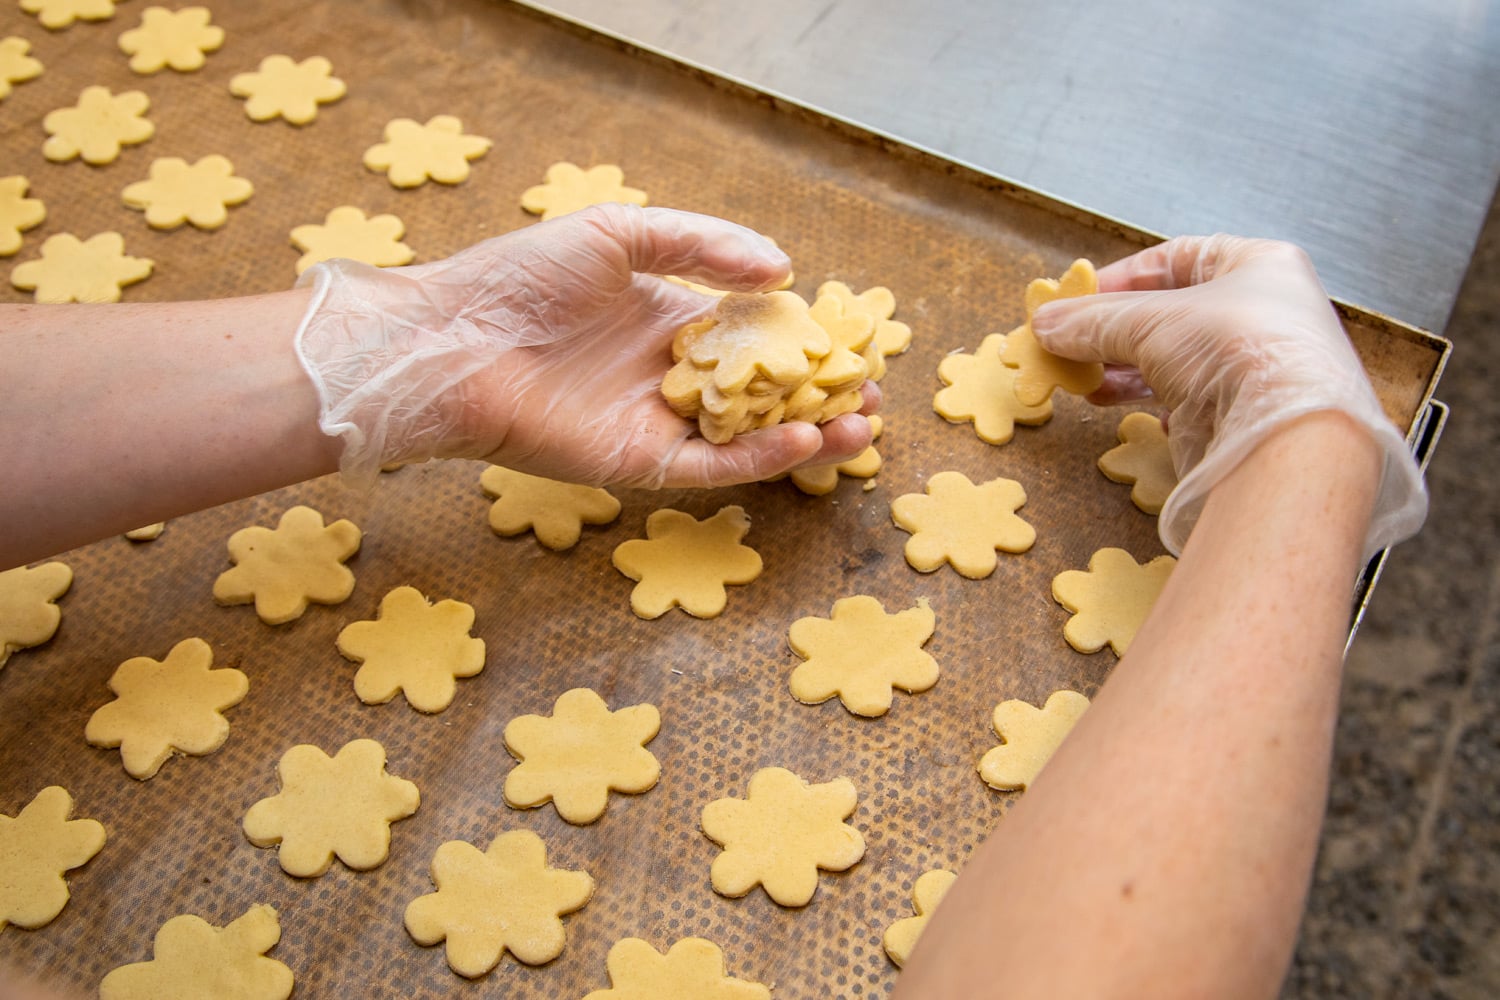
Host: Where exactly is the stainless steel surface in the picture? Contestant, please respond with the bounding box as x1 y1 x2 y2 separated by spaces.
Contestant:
529 0 1500 333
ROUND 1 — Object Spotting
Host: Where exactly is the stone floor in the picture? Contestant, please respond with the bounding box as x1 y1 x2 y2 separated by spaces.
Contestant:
1283 191 1500 998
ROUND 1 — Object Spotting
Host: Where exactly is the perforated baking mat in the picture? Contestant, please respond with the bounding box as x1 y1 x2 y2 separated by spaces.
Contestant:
0 2 1448 997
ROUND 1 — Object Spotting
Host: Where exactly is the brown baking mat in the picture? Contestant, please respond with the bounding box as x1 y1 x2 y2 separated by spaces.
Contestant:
0 2 1446 998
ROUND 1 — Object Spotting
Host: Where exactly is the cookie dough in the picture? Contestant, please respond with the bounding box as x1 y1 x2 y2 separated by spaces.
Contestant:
933 331 1053 444
9 232 153 303
521 162 648 220
583 938 771 1000
211 505 361 625
1099 411 1178 515
700 766 865 907
0 38 43 101
123 522 165 541
1051 548 1176 656
891 471 1036 578
85 637 249 780
503 688 661 825
42 86 153 163
122 155 253 230
21 0 119 30
611 506 763 619
788 595 938 717
117 6 223 74
883 869 959 968
1000 259 1104 405
405 829 594 976
480 465 621 550
786 414 883 496
229 55 345 124
335 586 485 713
978 690 1090 791
816 280 912 358
242 738 419 877
0 561 71 669
290 205 413 275
364 115 491 188
98 904 293 1000
0 786 105 930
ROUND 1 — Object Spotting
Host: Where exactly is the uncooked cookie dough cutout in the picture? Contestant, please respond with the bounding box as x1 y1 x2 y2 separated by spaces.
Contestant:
0 38 43 102
123 522 165 541
21 0 120 31
98 904 293 1000
0 786 106 931
700 766 865 907
0 176 45 256
978 690 1090 791
1000 259 1104 405
0 561 71 669
611 506 763 619
229 55 345 124
242 738 419 878
933 331 1053 444
405 829 594 977
122 155 253 230
788 595 939 717
212 505 361 624
583 937 771 1000
1099 411 1178 515
480 465 621 550
117 6 224 74
335 586 485 713
10 232 153 303
503 688 661 825
816 280 913 359
785 414 883 496
883 868 959 968
891 471 1036 578
290 205 413 275
521 162 648 220
85 637 249 780
1051 548 1176 656
42 86 153 163
364 115 491 188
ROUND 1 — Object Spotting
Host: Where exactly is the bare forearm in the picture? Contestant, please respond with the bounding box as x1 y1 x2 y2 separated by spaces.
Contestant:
897 412 1382 998
1 290 337 568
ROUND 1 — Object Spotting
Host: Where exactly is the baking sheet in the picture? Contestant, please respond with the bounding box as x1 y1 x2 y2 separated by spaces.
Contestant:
0 1 1448 997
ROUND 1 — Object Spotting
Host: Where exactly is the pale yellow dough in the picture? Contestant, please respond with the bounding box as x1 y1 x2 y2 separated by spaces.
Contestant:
335 586 485 713
364 115 491 188
521 162 647 220
212 505 361 624
978 690 1090 791
98 904 293 1000
611 506 763 619
891 471 1036 578
0 561 71 669
480 465 621 550
788 595 938 717
933 330 1053 444
122 155 253 230
1000 259 1104 405
786 414 883 496
229 55 345 124
10 232 153 303
21 0 119 31
1051 547 1177 656
0 38 43 102
883 869 959 967
290 205 413 275
1099 411 1178 515
816 280 912 358
583 938 771 1000
123 522 165 541
117 6 223 74
42 86 153 164
0 786 105 930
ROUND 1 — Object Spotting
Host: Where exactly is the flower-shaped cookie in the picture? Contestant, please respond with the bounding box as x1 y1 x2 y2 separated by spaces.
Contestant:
1000 258 1104 405
124 522 165 541
243 738 419 877
816 280 912 358
364 115 492 188
290 205 413 275
42 86 153 164
611 506 763 619
700 767 865 907
122 155 253 230
118 6 223 74
788 595 938 717
891 471 1036 578
978 690 1090 791
10 232 152 303
0 786 105 930
212 506 361 625
933 331 1054 444
98 904 293 1000
480 465 621 550
21 0 118 30
405 829 594 976
503 688 661 825
1052 548 1176 656
0 37 43 100
0 561 71 669
883 868 958 967
229 55 345 124
0 176 46 256
1099 411 1178 515
786 414 883 496
583 938 771 1000
521 162 648 221
336 586 485 713
85 637 249 779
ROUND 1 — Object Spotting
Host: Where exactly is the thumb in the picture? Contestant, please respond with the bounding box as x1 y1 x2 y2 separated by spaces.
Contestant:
1030 288 1169 368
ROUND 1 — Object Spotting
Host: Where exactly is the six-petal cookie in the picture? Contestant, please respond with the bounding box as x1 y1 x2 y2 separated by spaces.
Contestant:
42 86 153 163
521 162 647 221
1099 411 1178 515
364 115 492 188
480 466 621 550
290 205 413 275
583 937 771 1000
882 868 959 968
405 829 594 976
336 586 485 713
0 176 45 256
0 37 43 101
978 690 1091 791
212 505 361 624
1052 547 1177 656
229 54 345 124
611 506 763 619
122 155 253 230
1000 258 1104 405
0 561 71 669
117 6 224 74
10 231 152 303
891 471 1036 578
0 786 106 930
788 595 939 717
933 331 1054 444
98 904 294 1000
21 0 119 30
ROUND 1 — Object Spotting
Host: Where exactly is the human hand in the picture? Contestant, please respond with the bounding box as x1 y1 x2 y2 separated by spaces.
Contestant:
1030 235 1426 560
294 205 876 489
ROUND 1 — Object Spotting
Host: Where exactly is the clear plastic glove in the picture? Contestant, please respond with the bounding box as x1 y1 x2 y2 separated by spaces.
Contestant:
1031 235 1426 563
294 204 877 490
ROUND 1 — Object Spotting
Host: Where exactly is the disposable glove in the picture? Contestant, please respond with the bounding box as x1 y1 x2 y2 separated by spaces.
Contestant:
294 204 876 489
1031 235 1426 563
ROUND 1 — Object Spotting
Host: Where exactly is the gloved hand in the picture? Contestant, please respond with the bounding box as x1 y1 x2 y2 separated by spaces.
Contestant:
1030 235 1427 562
293 204 876 489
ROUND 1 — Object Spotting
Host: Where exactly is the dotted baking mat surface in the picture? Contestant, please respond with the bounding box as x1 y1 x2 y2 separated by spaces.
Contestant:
0 2 1439 997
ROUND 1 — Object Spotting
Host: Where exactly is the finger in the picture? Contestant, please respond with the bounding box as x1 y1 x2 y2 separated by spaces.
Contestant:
658 421 824 489
1095 234 1267 293
856 379 882 415
1084 366 1155 406
1029 288 1166 365
576 204 791 292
